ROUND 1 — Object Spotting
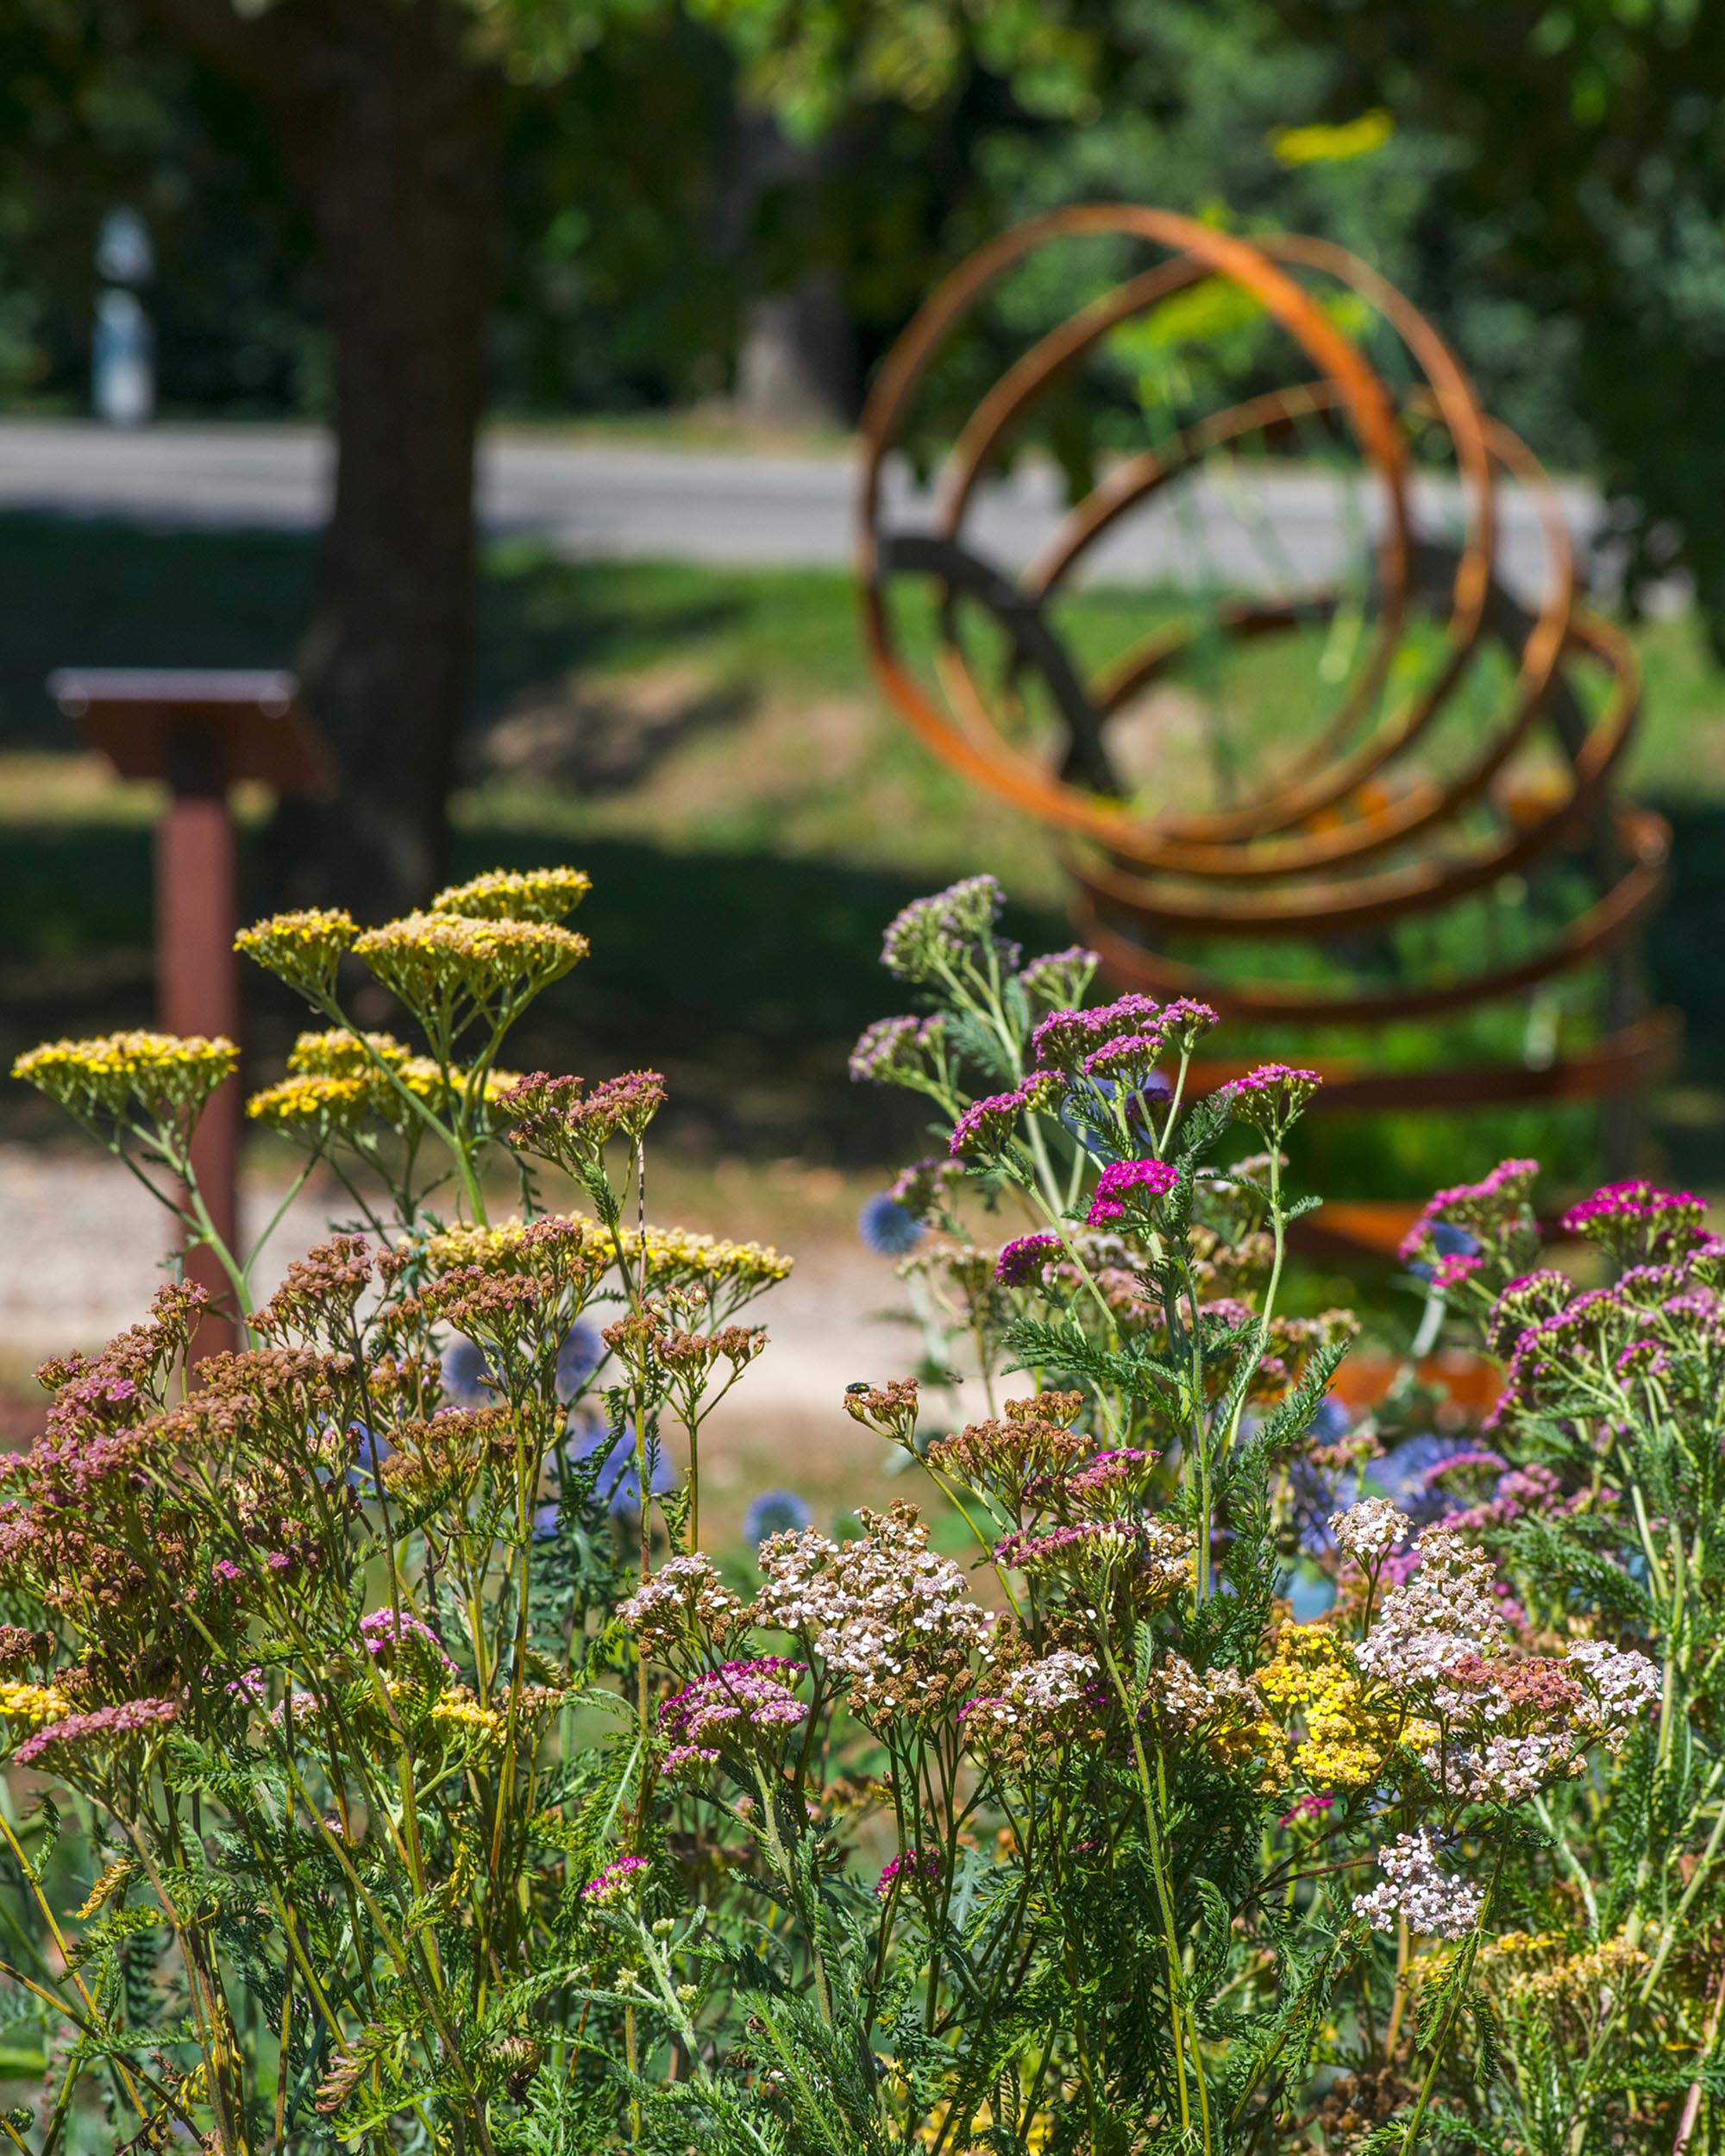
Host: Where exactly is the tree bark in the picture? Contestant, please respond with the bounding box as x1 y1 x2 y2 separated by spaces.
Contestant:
724 108 856 433
140 0 499 918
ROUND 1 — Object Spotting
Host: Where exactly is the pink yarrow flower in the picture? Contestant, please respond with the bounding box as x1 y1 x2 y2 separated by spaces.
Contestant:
1222 1064 1321 1131
16 1696 179 1768
581 1854 649 1904
1086 1156 1179 1227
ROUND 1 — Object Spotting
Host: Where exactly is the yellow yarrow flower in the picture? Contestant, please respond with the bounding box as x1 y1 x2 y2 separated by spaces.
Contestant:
249 1050 524 1147
1257 1621 1430 1790
287 1028 410 1080
429 1690 509 1744
247 1073 375 1137
0 1681 70 1727
621 1225 794 1289
1500 1934 1650 2006
422 1215 612 1275
234 907 358 1000
14 1031 235 1129
1480 1931 1566 1967
354 912 587 1021
431 866 591 924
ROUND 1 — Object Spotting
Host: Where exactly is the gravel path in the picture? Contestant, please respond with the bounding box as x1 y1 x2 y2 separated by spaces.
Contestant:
0 1145 952 1457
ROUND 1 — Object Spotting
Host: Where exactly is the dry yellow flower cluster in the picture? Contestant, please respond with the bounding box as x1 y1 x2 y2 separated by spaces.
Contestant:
248 1028 522 1142
621 1224 794 1294
13 1031 237 1127
0 1680 70 1727
354 912 587 1016
430 867 591 924
234 906 359 999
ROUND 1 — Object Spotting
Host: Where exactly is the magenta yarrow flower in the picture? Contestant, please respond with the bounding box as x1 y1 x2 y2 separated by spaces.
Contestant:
1031 1006 1101 1071
1062 1447 1157 1502
950 1090 1027 1159
1019 946 1100 1006
1614 1338 1670 1382
994 1233 1062 1288
661 1743 720 1781
1431 1252 1483 1291
1031 992 1164 1074
1223 1064 1321 1131
876 1846 943 1899
850 1014 944 1086
659 1658 809 1749
1401 1158 1542 1263
1156 998 1220 1050
1562 1180 1709 1258
1279 1793 1334 1827
359 1608 457 1677
581 1854 649 1905
1080 1031 1165 1082
1086 1155 1179 1228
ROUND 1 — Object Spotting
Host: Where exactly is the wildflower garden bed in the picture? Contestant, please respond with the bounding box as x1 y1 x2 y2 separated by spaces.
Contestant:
0 864 1709 2153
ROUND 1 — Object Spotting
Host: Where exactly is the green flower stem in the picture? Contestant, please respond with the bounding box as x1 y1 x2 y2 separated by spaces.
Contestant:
1096 1622 1205 2148
1201 1142 1291 1604
0 1810 163 2129
242 1148 318 1275
751 1759 833 2031
1397 1865 1498 2156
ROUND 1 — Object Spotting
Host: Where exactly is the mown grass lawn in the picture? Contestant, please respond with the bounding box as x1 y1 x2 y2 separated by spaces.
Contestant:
3 512 1722 1201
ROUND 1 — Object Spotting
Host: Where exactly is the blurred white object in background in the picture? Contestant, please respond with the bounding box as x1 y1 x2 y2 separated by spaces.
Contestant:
92 209 155 426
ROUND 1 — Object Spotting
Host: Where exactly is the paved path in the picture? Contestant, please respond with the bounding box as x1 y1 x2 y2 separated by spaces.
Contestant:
0 417 1621 602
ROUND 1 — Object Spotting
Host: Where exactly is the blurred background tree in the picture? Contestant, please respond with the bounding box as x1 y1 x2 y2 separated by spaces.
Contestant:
0 0 1118 917
1272 0 1725 637
1 0 1717 908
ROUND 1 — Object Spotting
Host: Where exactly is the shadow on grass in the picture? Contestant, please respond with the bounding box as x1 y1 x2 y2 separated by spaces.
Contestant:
0 820 1063 1163
6 805 1722 1194
0 514 837 751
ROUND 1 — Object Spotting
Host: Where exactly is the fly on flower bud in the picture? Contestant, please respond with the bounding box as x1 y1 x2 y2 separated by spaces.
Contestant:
844 1378 920 1450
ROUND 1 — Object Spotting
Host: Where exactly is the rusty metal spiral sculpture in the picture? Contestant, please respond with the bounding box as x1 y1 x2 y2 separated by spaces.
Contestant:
857 207 1676 1209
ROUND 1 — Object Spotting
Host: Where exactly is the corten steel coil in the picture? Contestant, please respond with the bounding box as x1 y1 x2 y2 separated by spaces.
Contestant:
856 206 1678 1219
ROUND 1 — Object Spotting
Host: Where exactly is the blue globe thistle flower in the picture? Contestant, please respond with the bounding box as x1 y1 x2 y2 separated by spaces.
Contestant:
1407 1223 1481 1281
742 1489 814 1547
555 1319 605 1404
857 1191 924 1257
315 1420 393 1490
440 1334 496 1410
1307 1395 1352 1445
561 1413 676 1520
1060 1071 1173 1164
1366 1432 1472 1525
346 1421 394 1491
1287 1395 1358 1554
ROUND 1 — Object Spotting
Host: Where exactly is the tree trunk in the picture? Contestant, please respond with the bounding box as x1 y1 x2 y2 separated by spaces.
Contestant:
274 4 498 918
140 0 499 920
734 273 855 433
724 108 856 434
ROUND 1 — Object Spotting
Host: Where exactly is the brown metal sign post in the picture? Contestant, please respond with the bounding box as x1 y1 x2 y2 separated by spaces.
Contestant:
47 669 334 1356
